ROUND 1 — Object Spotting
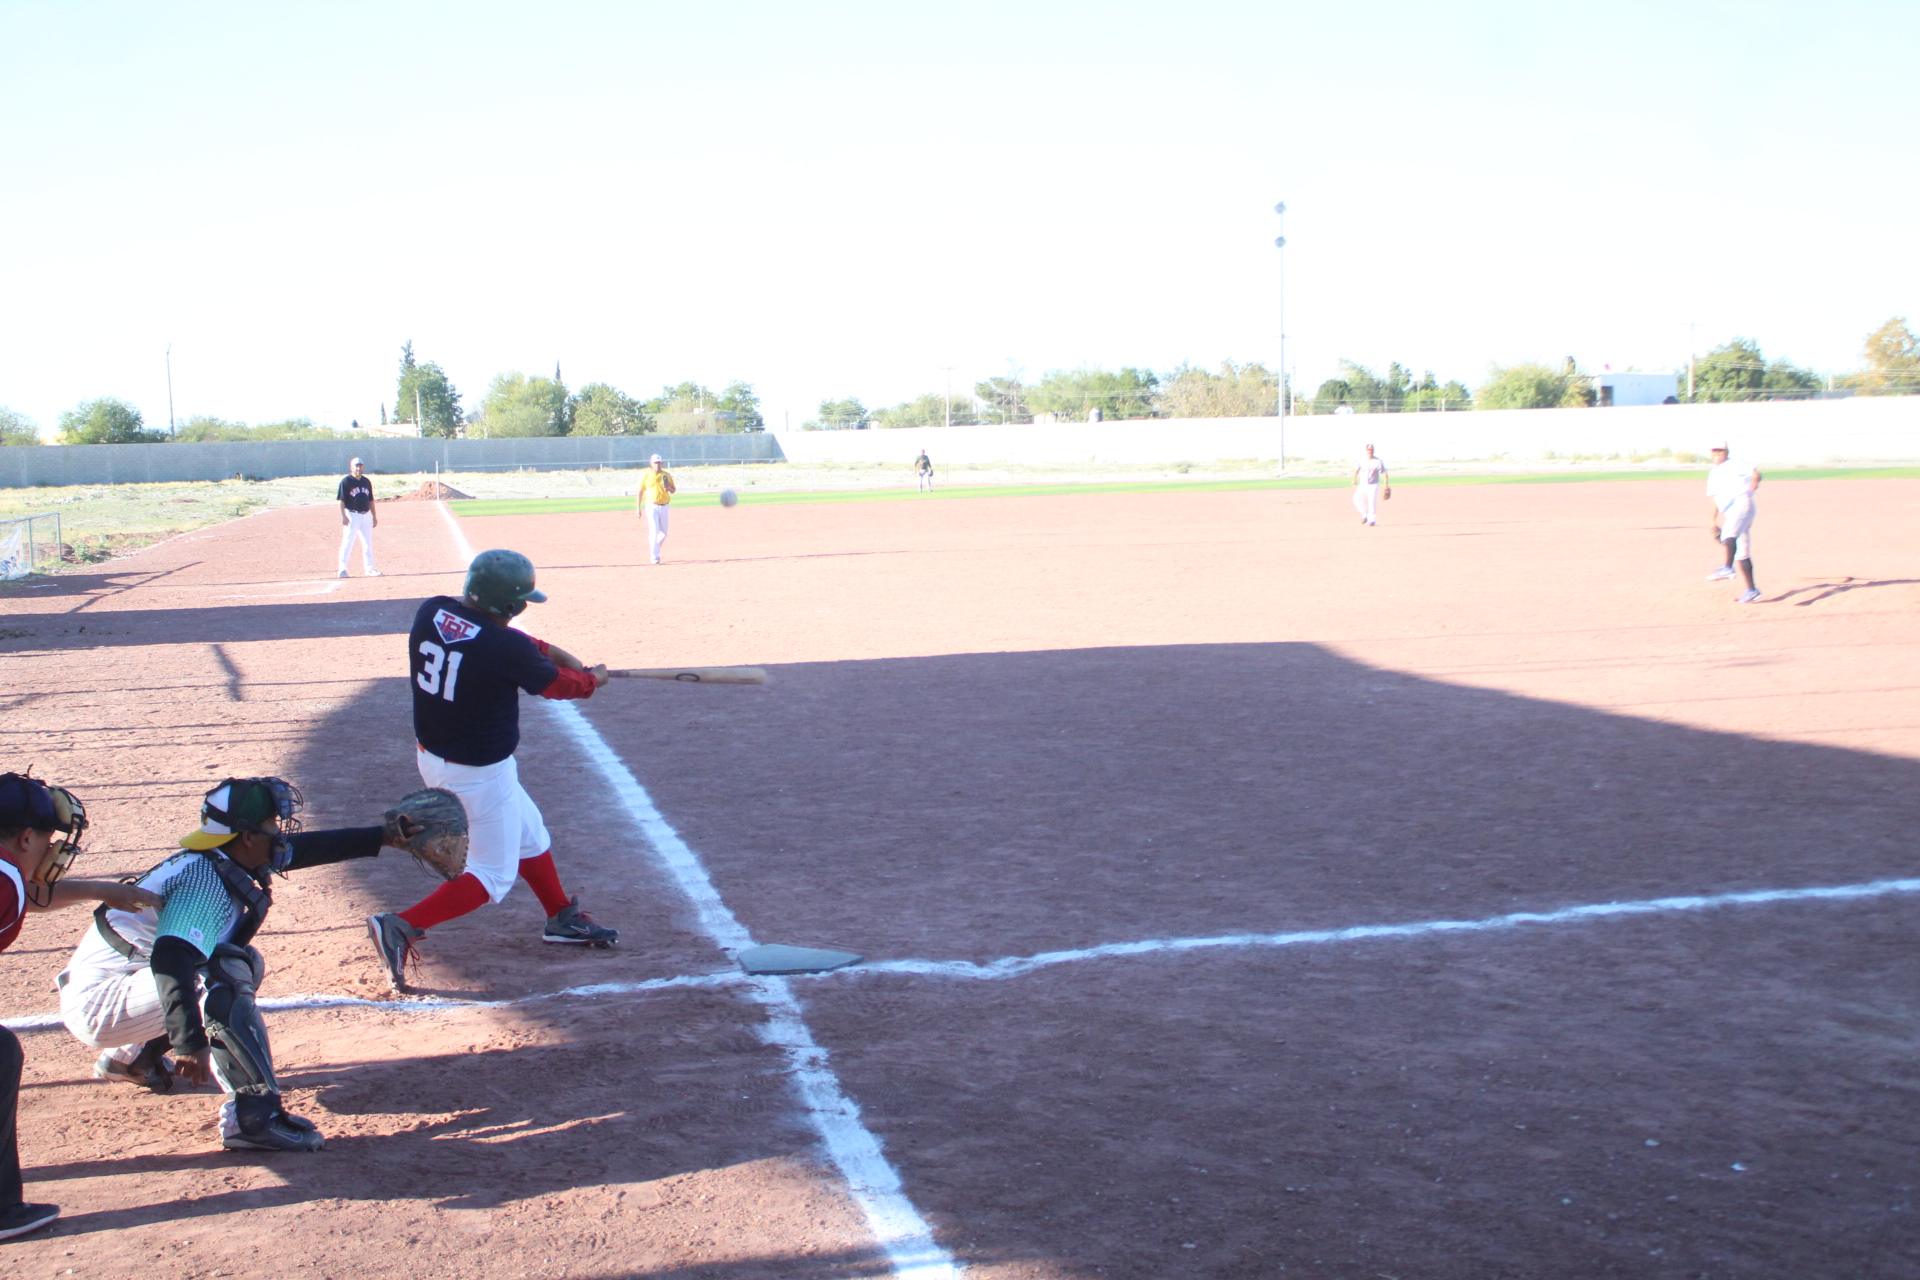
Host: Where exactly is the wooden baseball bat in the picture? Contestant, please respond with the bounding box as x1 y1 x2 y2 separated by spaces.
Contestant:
608 666 768 685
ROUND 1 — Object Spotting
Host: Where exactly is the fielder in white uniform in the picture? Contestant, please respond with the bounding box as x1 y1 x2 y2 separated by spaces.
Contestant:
1353 445 1390 525
1703 445 1762 602
337 458 379 577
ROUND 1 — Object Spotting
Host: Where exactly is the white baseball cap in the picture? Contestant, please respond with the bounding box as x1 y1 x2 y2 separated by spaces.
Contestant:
650 453 663 463
350 456 363 466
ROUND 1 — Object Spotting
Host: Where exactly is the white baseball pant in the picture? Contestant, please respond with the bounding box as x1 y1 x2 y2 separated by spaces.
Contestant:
60 964 167 1058
415 747 551 903
61 961 265 1136
1720 494 1756 560
644 503 670 562
338 511 377 573
1353 483 1380 523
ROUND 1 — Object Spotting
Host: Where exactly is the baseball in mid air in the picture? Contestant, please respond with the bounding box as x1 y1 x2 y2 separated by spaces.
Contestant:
719 489 738 508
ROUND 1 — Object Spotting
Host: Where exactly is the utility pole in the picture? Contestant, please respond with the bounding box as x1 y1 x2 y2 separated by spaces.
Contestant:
1273 201 1287 473
416 387 423 436
941 366 956 428
1684 322 1698 402
165 345 175 435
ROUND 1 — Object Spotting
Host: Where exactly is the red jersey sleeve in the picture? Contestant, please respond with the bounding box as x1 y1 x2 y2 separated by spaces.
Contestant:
531 638 551 656
0 875 23 954
539 666 598 700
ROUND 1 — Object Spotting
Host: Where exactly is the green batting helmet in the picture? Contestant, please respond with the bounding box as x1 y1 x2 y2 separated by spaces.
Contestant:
463 549 548 618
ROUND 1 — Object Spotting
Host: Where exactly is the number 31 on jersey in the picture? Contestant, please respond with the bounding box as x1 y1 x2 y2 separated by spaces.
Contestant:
417 641 465 701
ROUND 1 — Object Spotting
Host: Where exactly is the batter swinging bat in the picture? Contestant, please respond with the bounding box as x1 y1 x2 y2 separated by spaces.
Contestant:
608 666 768 685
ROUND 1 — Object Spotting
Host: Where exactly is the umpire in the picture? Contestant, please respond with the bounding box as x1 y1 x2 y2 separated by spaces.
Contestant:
0 772 161 1241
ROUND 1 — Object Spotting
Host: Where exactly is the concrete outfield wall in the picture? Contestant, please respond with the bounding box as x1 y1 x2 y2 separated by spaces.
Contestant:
770 396 1920 468
0 432 780 488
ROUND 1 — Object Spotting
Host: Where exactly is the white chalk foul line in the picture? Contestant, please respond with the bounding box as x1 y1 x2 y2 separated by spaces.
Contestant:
13 874 1916 1033
547 702 960 1279
847 876 1920 981
440 500 961 1280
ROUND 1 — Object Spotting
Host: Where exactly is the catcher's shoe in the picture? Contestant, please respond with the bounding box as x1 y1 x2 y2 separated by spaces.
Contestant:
366 912 424 993
542 897 618 949
223 1094 325 1153
92 1035 175 1094
219 1098 320 1137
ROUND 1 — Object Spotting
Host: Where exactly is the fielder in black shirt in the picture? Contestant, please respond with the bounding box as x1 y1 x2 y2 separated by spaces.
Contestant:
336 458 378 577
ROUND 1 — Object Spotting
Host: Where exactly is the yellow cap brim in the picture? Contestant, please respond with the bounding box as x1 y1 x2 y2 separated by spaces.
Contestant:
179 830 237 850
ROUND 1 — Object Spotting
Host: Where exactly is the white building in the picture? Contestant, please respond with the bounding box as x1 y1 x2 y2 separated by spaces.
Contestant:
1595 371 1678 407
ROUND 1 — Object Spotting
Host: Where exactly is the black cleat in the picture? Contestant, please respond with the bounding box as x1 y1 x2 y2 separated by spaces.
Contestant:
0 1202 58 1241
224 1094 324 1152
366 912 424 993
542 897 618 949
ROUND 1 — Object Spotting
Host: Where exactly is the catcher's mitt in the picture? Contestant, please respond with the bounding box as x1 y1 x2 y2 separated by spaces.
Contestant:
383 788 469 881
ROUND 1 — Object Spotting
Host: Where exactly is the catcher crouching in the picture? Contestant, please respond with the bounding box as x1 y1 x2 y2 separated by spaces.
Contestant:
57 778 463 1153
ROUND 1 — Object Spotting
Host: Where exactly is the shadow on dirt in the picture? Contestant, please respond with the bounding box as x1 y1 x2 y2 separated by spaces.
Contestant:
1773 576 1920 606
602 641 1920 961
43 641 1907 1277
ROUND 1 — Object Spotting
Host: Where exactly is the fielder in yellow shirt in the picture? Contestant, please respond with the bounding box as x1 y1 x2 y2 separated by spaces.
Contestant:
637 454 676 564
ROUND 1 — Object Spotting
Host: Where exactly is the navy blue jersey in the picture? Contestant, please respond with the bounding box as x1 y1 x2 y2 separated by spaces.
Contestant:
409 596 559 766
337 474 374 512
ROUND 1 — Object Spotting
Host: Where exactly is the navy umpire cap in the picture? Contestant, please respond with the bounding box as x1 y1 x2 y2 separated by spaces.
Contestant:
464 549 547 618
0 773 60 832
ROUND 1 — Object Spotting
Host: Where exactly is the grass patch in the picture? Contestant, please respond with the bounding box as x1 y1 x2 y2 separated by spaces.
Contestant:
454 465 1920 517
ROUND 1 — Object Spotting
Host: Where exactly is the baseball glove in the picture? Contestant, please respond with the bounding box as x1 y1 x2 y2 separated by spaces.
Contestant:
383 788 469 881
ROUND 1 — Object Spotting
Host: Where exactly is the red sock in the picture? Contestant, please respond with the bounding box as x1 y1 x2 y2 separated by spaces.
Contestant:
399 873 490 931
517 851 572 917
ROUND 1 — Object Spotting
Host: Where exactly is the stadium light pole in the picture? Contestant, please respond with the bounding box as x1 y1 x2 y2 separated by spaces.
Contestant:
1273 202 1287 473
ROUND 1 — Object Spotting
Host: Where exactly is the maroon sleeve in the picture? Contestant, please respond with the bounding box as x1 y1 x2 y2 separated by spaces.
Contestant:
0 876 23 954
538 666 599 701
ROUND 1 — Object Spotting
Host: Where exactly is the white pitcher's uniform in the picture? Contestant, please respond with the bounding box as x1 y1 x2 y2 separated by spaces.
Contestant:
1707 457 1758 559
1353 455 1387 524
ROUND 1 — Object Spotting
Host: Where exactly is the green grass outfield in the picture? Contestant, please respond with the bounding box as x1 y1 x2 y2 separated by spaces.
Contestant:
455 466 1920 518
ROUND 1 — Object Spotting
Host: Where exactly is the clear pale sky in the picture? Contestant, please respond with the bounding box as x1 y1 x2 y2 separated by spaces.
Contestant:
2 1 1913 435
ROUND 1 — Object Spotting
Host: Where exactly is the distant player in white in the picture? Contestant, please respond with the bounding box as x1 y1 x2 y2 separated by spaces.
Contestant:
1352 445 1390 525
1703 444 1762 603
337 458 379 578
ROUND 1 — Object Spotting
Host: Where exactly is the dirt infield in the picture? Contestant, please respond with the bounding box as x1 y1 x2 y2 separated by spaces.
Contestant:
0 478 1915 1278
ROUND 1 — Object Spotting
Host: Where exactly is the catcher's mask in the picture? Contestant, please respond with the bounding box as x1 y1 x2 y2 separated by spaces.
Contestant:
182 777 304 873
0 771 89 894
464 548 547 619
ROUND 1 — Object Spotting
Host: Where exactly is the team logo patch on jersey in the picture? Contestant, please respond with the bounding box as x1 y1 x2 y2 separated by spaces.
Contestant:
433 609 482 645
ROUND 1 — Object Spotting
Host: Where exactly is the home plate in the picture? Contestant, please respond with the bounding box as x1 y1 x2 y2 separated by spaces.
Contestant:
737 944 863 975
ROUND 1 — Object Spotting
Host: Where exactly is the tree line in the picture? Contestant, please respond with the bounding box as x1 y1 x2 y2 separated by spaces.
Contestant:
4 319 1915 445
387 342 765 438
802 318 1918 427
1311 318 1916 414
806 361 1285 429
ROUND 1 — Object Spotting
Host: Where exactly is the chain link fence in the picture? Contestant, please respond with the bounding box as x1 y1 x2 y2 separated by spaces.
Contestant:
0 512 63 579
